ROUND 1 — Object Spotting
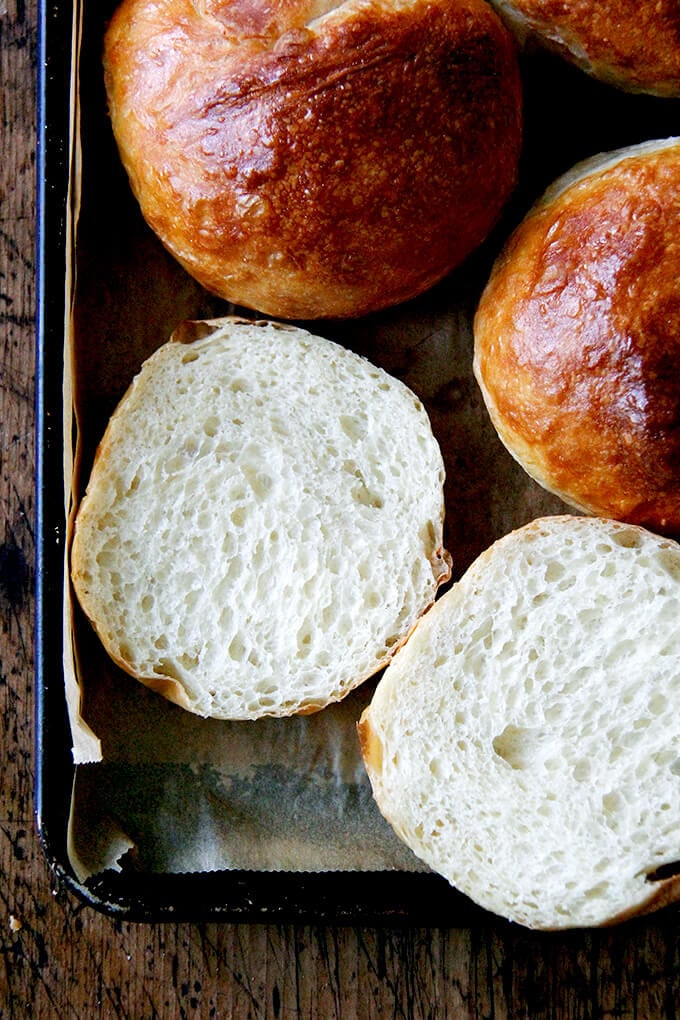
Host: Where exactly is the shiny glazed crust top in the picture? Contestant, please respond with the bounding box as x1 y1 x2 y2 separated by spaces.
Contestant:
103 0 522 319
492 0 680 96
473 140 680 533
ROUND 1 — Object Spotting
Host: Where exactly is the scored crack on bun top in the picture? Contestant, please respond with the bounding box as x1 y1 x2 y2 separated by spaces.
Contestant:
488 0 680 96
103 0 523 320
473 138 680 535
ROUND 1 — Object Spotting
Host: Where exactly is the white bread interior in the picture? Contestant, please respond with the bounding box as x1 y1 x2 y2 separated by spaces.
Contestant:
71 317 450 720
359 515 680 928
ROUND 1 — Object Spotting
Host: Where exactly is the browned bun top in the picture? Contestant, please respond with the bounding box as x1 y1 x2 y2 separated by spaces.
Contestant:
473 139 680 534
490 0 680 96
103 0 522 320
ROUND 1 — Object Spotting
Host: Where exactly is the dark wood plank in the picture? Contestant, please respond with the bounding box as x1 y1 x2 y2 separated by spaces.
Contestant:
0 0 37 832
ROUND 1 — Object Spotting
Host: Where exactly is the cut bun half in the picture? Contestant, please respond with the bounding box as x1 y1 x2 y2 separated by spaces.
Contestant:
360 515 680 929
71 317 451 720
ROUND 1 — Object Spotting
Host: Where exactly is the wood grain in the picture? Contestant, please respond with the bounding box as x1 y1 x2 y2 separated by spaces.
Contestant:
2 0 680 1015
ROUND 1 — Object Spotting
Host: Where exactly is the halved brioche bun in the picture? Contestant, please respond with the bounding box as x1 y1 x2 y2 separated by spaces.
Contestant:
473 138 680 535
103 0 522 319
359 515 680 929
70 317 451 720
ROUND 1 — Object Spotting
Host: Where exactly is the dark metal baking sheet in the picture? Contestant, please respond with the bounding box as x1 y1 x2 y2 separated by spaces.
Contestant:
35 0 680 923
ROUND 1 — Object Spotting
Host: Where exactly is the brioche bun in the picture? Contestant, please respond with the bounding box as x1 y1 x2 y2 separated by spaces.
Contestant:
70 317 451 720
359 515 680 929
489 0 680 96
473 138 680 534
103 0 522 319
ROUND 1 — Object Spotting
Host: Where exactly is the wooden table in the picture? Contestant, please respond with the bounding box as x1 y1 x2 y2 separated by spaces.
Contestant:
3 0 680 1014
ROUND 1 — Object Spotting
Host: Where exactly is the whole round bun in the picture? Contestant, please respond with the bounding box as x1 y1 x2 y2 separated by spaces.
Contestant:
473 138 680 534
489 0 680 96
70 317 451 720
102 0 522 320
359 515 680 929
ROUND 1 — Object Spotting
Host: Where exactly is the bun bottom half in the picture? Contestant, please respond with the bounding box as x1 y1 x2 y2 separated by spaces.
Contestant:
360 515 680 929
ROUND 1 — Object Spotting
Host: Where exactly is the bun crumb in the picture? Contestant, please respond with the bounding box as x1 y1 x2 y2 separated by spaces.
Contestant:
360 516 680 929
71 317 450 720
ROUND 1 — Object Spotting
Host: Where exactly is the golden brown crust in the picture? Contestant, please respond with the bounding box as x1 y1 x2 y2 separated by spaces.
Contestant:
103 0 522 319
357 708 383 777
474 141 680 534
599 872 680 929
493 0 680 96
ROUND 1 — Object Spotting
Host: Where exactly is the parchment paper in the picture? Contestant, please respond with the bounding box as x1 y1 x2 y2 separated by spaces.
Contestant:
64 0 655 883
